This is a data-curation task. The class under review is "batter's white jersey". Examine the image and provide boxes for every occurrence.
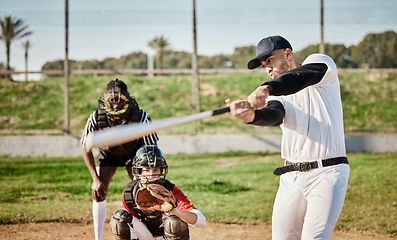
[268,54,346,162]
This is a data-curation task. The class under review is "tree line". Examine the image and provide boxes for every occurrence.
[42,31,396,71]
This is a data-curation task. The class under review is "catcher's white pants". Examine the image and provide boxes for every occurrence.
[128,216,157,240]
[272,164,350,240]
[128,216,191,240]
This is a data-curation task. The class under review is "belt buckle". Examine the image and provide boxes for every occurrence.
[299,162,312,172]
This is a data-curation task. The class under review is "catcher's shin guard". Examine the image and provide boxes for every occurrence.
[163,214,189,240]
[109,209,132,240]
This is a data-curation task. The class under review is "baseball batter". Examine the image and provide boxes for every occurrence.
[226,35,350,240]
[81,79,159,240]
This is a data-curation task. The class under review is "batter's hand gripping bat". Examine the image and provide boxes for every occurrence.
[85,107,230,152]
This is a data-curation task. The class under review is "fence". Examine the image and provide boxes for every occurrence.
[1,2,396,72]
[2,68,397,81]
[1,2,396,136]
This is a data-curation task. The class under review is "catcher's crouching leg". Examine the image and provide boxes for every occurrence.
[109,209,132,240]
[163,214,189,240]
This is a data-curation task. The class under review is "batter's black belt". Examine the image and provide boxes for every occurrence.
[273,157,349,176]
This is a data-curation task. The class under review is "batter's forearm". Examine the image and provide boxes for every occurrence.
[249,100,285,126]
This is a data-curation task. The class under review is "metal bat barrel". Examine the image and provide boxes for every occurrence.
[85,107,230,151]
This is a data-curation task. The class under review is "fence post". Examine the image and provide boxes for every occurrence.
[320,0,325,54]
[191,0,200,134]
[63,0,70,135]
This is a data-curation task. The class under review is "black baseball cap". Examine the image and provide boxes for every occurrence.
[247,35,293,70]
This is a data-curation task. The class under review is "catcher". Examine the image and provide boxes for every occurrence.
[110,145,206,240]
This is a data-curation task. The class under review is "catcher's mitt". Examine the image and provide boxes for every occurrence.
[136,184,177,212]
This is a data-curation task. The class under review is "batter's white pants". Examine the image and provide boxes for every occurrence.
[272,164,350,240]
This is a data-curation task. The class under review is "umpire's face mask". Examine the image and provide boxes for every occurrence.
[102,88,130,118]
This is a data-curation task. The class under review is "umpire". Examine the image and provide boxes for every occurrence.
[81,79,159,240]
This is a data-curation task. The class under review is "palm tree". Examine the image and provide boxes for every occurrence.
[0,15,32,81]
[148,35,170,72]
[21,39,32,81]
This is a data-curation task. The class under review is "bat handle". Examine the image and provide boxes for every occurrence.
[212,107,230,116]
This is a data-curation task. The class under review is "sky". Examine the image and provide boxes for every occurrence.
[0,0,396,72]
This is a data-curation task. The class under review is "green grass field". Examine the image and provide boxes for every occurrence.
[0,152,395,237]
[1,70,396,133]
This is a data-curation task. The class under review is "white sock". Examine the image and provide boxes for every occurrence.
[93,200,106,240]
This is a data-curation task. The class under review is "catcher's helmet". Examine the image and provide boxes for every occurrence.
[132,145,168,182]
[99,79,138,119]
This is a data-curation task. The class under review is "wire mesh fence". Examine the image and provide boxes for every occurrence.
[0,1,396,135]
[1,1,396,74]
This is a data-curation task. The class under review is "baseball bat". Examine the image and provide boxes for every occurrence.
[85,106,230,151]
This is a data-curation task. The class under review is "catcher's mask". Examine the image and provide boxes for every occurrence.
[132,145,168,183]
[99,79,137,119]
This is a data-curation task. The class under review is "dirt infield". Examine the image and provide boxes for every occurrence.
[0,221,391,240]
